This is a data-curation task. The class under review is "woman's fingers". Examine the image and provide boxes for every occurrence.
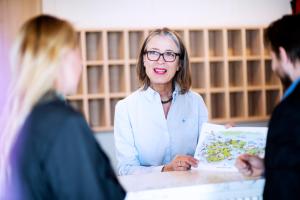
[186,156,199,167]
[176,166,190,171]
[174,155,199,170]
[164,155,200,172]
[225,122,235,128]
[174,160,190,170]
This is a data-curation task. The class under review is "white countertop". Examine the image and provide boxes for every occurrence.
[118,169,265,200]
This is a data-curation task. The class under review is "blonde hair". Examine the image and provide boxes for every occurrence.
[0,15,77,190]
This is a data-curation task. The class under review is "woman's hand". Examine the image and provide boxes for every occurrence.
[162,155,199,172]
[235,154,265,177]
[225,122,235,129]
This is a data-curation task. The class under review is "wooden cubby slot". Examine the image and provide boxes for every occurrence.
[208,30,223,58]
[189,30,204,58]
[130,64,140,92]
[210,61,225,88]
[110,98,123,126]
[265,59,280,86]
[107,31,124,60]
[210,93,226,119]
[191,62,205,89]
[266,90,280,115]
[228,61,243,87]
[129,31,144,60]
[86,32,103,61]
[109,65,126,93]
[68,100,84,114]
[247,60,262,86]
[246,29,261,57]
[247,91,263,117]
[263,29,271,57]
[87,65,105,94]
[88,99,106,127]
[227,29,242,57]
[229,92,245,118]
[174,29,184,40]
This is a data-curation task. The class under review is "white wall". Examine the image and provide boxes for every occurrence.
[43,0,291,29]
[42,0,291,171]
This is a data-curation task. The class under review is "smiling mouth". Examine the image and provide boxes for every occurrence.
[154,68,167,74]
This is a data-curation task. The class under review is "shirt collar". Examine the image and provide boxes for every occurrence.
[142,83,181,102]
[282,78,300,100]
[143,86,157,101]
[172,83,181,100]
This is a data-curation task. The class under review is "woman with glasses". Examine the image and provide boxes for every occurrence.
[114,28,208,175]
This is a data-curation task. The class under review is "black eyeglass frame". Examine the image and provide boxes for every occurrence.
[144,50,181,62]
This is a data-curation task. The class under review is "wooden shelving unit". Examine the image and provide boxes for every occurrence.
[67,27,282,132]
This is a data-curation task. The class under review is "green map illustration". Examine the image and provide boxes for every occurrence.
[194,123,267,170]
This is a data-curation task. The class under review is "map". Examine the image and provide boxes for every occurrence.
[194,123,268,171]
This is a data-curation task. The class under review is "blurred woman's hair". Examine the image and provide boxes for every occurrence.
[0,15,77,190]
[136,28,191,94]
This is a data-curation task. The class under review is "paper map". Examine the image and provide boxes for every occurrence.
[194,123,268,171]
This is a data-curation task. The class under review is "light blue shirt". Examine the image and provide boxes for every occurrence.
[282,78,300,100]
[114,85,208,175]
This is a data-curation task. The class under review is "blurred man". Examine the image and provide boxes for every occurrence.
[235,14,300,199]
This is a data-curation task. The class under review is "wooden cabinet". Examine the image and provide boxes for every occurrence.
[67,27,282,132]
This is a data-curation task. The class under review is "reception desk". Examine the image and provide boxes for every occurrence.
[118,170,264,200]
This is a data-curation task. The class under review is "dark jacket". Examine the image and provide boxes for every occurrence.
[264,82,300,199]
[10,92,125,200]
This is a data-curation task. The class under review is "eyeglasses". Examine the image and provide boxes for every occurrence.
[144,50,180,62]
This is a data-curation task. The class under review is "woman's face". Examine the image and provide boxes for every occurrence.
[143,34,180,88]
[57,48,82,95]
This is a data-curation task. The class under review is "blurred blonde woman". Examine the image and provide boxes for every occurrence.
[0,15,125,199]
